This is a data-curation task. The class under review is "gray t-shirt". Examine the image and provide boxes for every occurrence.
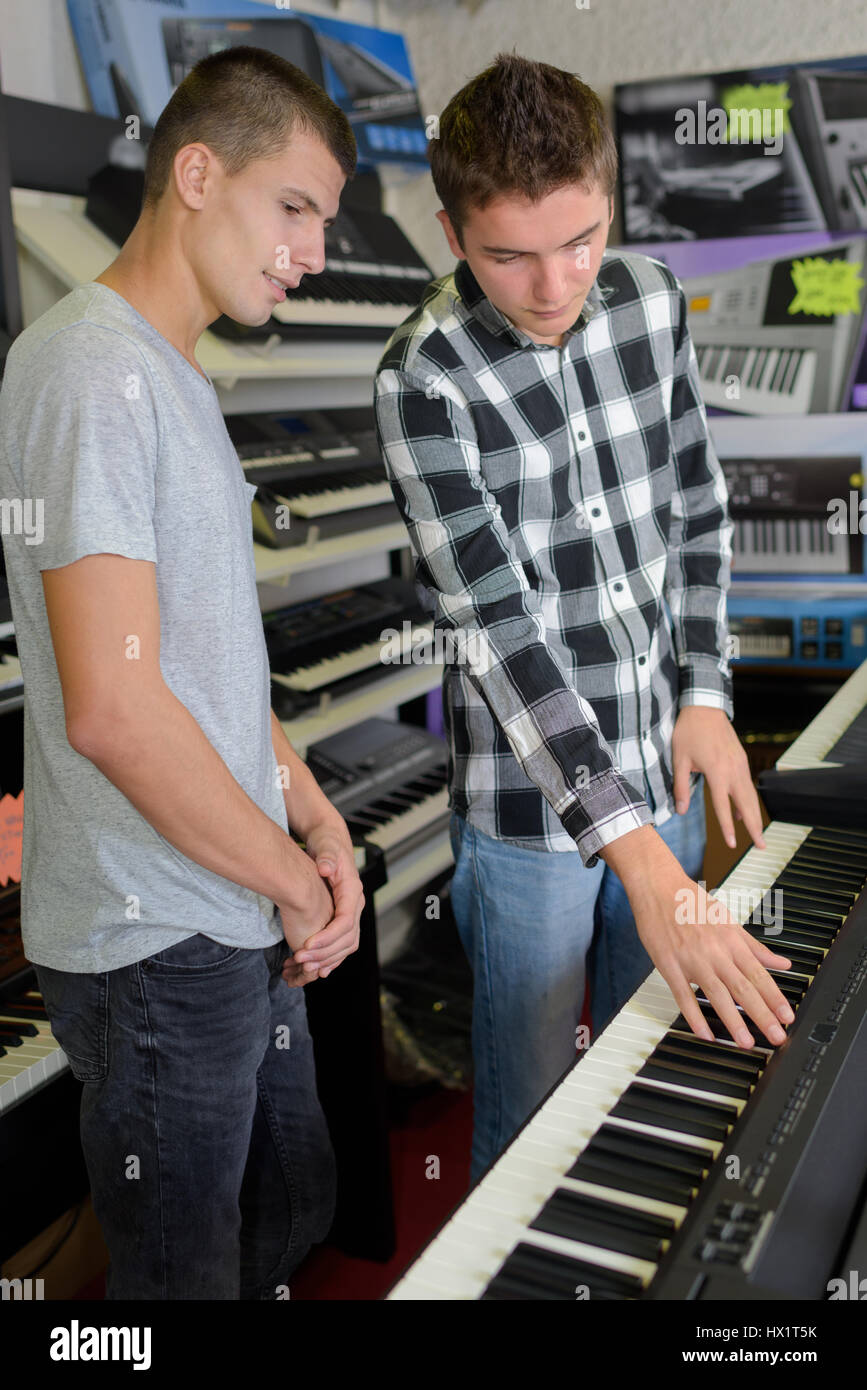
[0,281,286,971]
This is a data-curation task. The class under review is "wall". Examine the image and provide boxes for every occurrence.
[376,0,867,271]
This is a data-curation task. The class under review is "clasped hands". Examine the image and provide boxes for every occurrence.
[275,822,365,988]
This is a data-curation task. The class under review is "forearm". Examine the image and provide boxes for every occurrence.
[596,822,684,895]
[73,687,322,911]
[270,709,353,848]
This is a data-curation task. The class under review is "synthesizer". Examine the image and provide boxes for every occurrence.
[306,717,448,859]
[776,651,867,769]
[683,235,867,414]
[792,68,867,232]
[227,414,400,549]
[262,577,434,697]
[386,818,867,1299]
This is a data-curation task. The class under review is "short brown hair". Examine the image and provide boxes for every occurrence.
[142,45,357,210]
[428,52,617,243]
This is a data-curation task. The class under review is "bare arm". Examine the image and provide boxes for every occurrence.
[43,552,331,939]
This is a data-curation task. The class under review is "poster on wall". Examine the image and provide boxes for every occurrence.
[66,0,429,172]
[615,55,867,243]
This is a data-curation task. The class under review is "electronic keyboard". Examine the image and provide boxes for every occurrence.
[722,451,863,578]
[684,236,867,414]
[777,653,867,769]
[262,577,433,695]
[386,818,867,1299]
[306,717,448,858]
[0,888,67,1117]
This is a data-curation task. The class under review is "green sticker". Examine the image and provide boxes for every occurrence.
[720,82,791,142]
[788,256,865,317]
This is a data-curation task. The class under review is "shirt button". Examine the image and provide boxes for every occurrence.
[591,507,601,517]
[613,581,623,592]
[637,655,646,665]
[578,431,586,441]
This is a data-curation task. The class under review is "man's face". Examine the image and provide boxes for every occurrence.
[184,127,346,327]
[436,183,615,346]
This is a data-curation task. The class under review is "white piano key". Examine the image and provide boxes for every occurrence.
[778,659,867,769]
[281,482,394,518]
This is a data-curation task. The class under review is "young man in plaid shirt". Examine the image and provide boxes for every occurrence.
[374,53,793,1182]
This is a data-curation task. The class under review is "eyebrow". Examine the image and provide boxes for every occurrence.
[480,221,602,255]
[278,185,338,227]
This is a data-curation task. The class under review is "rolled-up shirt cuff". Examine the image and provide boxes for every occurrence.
[559,768,654,868]
[678,658,733,720]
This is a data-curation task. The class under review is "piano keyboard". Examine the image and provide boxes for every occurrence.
[307,718,449,859]
[263,578,434,695]
[0,988,68,1117]
[684,237,867,416]
[777,655,867,769]
[732,516,849,573]
[272,622,435,693]
[387,816,867,1298]
[274,475,393,519]
[695,344,816,416]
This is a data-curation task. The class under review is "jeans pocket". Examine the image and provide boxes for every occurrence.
[34,964,109,1083]
[144,933,245,976]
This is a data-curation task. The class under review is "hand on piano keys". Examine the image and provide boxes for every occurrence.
[599,825,795,1050]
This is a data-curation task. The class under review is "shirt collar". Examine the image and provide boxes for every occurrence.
[453,255,619,350]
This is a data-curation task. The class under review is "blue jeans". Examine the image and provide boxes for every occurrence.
[34,932,336,1299]
[448,784,706,1184]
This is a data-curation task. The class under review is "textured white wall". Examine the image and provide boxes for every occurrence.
[377,0,867,271]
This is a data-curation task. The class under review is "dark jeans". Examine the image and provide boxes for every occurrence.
[35,932,336,1300]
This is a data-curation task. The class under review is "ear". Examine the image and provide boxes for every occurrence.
[436,209,465,260]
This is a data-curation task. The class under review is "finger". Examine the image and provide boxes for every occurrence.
[715,961,788,1045]
[296,911,358,959]
[732,942,795,1023]
[699,974,756,1049]
[731,778,766,849]
[304,928,361,971]
[655,958,715,1042]
[672,756,693,814]
[321,901,364,978]
[743,933,792,973]
[707,775,737,849]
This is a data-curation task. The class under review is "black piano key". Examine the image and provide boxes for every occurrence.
[567,1152,696,1206]
[0,1018,39,1037]
[772,875,855,909]
[738,936,822,973]
[613,1084,736,1141]
[758,890,842,923]
[656,1036,764,1075]
[639,1055,753,1100]
[529,1188,674,1262]
[481,1242,643,1300]
[591,1125,710,1179]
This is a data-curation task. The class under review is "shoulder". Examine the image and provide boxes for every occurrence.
[5,285,153,381]
[599,246,682,297]
[375,269,468,384]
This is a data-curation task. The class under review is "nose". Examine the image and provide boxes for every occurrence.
[293,226,327,277]
[531,258,568,306]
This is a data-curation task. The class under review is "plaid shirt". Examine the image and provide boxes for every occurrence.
[373,249,733,865]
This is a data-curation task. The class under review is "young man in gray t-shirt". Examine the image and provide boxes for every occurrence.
[0,48,362,1299]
